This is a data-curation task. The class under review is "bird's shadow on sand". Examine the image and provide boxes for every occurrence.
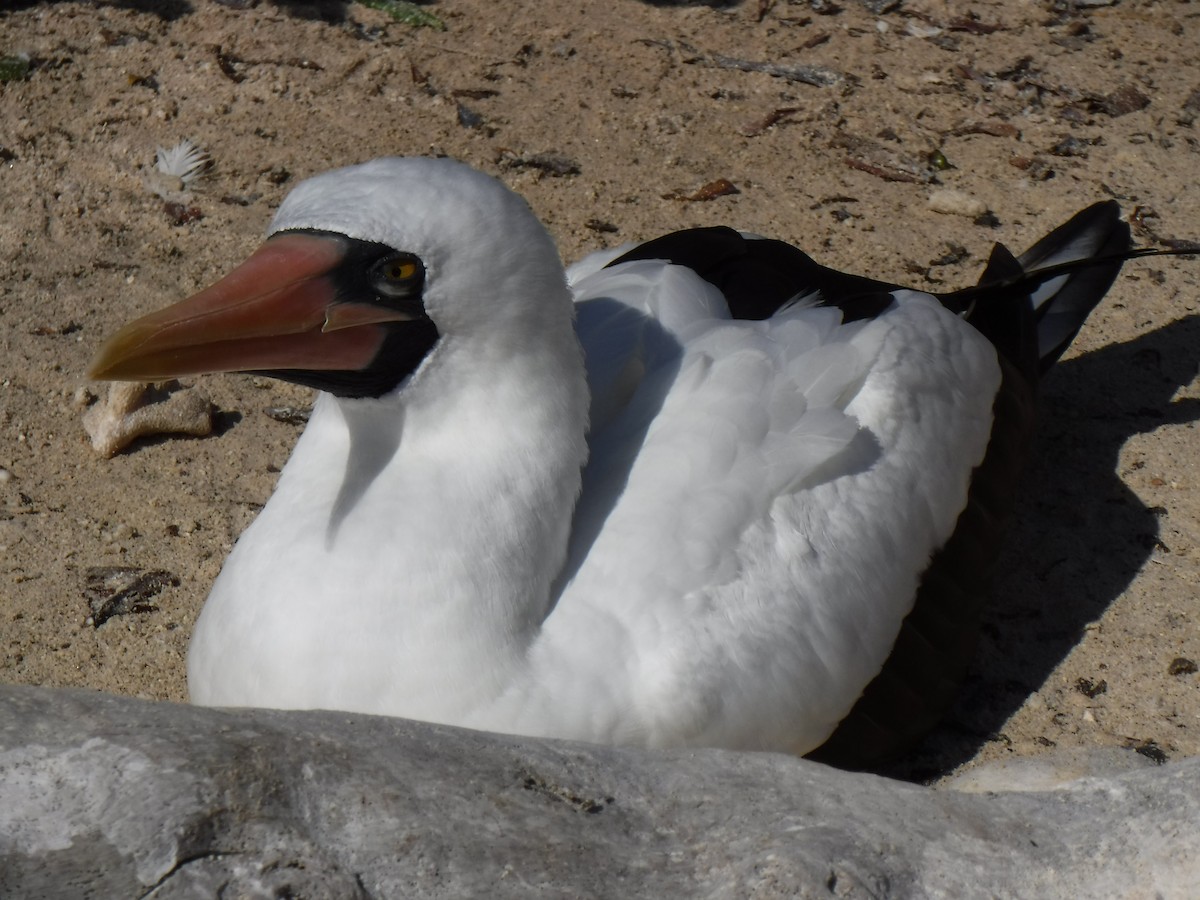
[879,313,1200,783]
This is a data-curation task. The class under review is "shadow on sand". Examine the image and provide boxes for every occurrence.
[880,313,1200,782]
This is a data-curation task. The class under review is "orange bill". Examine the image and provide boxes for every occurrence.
[89,233,414,381]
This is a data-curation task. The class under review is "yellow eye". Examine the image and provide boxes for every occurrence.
[383,260,417,281]
[370,253,424,298]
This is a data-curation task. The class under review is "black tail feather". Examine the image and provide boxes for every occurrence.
[962,242,1041,380]
[605,206,1196,385]
[1018,201,1130,372]
[943,201,1195,378]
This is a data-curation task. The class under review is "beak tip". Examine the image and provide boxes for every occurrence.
[86,358,109,382]
[87,340,126,382]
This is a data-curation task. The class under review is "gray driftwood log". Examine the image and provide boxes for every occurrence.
[0,684,1196,898]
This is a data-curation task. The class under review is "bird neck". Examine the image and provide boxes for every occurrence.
[245,316,590,720]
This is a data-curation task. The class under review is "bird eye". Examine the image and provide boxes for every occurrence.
[383,259,417,280]
[370,254,423,298]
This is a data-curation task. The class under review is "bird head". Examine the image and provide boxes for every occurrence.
[89,157,569,399]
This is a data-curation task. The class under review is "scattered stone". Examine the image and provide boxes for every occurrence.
[584,218,619,234]
[1050,135,1101,158]
[906,21,943,39]
[456,103,484,129]
[1051,20,1096,51]
[1086,84,1151,118]
[1009,155,1055,180]
[1131,739,1169,765]
[929,243,970,267]
[928,188,988,219]
[265,405,311,426]
[1169,657,1198,676]
[71,386,96,411]
[1180,89,1200,126]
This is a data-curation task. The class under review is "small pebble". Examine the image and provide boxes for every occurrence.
[928,189,988,219]
[72,386,96,411]
[100,522,137,544]
[1168,657,1198,676]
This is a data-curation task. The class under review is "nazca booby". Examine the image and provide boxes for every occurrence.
[90,157,1174,766]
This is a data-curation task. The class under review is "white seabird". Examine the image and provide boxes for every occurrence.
[90,157,1164,766]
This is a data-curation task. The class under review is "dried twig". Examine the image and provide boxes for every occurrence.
[739,107,800,137]
[663,178,740,202]
[641,39,850,89]
[833,132,936,184]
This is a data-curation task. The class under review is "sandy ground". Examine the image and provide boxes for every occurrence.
[1,0,1198,782]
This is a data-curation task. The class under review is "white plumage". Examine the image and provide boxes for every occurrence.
[90,157,1138,761]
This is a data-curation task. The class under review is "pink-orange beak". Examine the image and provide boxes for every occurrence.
[89,233,415,382]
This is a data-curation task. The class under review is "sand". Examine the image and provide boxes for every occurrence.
[1,0,1197,780]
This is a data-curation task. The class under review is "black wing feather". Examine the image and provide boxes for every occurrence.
[606,225,894,323]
